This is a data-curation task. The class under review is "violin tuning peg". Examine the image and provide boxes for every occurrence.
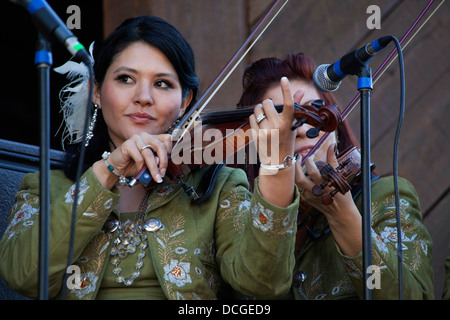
[290,118,307,131]
[306,127,320,138]
[311,99,325,107]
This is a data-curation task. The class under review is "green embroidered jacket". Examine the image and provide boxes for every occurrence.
[289,177,434,300]
[259,176,434,300]
[0,166,299,300]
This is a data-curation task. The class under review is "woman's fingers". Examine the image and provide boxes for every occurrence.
[109,133,172,184]
[326,143,339,169]
[279,77,295,123]
[136,134,172,183]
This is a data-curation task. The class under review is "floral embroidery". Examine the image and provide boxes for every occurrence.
[420,241,428,255]
[4,195,39,240]
[104,198,113,210]
[163,259,192,287]
[372,227,389,254]
[220,199,230,208]
[154,213,189,298]
[175,247,188,254]
[216,187,249,233]
[238,199,251,211]
[65,177,89,205]
[251,202,274,232]
[10,203,37,227]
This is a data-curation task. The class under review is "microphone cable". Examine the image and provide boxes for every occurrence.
[388,35,405,300]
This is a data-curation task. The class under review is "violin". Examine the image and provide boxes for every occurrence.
[129,100,342,193]
[311,146,375,204]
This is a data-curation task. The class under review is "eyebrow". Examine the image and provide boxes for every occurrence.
[113,66,138,74]
[113,66,177,80]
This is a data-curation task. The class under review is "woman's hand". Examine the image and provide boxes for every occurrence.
[249,77,296,168]
[295,144,356,216]
[93,133,172,189]
[250,77,296,207]
[295,144,363,257]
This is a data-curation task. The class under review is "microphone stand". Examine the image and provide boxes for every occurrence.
[35,30,52,300]
[357,66,373,300]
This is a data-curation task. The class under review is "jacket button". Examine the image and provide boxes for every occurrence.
[144,218,162,232]
[292,271,306,287]
[103,219,120,233]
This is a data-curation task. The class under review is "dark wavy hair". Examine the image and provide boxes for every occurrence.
[63,16,199,180]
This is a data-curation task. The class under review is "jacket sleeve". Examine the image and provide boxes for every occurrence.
[338,177,434,299]
[213,168,299,297]
[0,168,119,299]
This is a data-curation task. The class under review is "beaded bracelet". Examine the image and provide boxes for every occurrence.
[260,154,297,171]
[102,151,128,185]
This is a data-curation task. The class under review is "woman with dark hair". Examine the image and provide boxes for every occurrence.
[235,52,434,299]
[0,16,300,300]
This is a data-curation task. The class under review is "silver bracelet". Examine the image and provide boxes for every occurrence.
[102,151,128,185]
[260,154,297,171]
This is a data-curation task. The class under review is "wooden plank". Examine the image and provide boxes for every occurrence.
[150,0,247,111]
[103,0,153,36]
[358,1,450,212]
[369,70,450,212]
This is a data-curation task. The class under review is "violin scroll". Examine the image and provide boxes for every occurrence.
[291,99,342,138]
[311,146,363,204]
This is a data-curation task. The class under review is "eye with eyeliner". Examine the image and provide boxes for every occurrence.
[115,74,135,84]
[155,79,174,89]
[114,74,175,90]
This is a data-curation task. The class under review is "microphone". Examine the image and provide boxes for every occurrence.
[313,36,392,92]
[10,0,92,64]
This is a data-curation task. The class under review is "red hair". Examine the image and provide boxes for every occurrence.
[237,52,359,154]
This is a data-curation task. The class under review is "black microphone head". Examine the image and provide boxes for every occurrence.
[313,64,341,92]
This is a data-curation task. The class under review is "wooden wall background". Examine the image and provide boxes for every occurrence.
[102,0,449,299]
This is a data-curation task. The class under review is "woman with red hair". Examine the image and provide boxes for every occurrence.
[234,52,434,300]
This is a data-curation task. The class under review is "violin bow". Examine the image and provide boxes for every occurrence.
[302,0,445,165]
[172,0,290,150]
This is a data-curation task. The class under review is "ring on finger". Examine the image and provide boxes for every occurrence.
[256,113,267,124]
[140,144,153,152]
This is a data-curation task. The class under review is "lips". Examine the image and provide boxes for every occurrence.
[127,112,155,124]
[296,144,315,158]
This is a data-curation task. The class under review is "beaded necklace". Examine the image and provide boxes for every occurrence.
[109,190,151,286]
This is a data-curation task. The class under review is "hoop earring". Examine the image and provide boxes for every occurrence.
[85,104,98,146]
